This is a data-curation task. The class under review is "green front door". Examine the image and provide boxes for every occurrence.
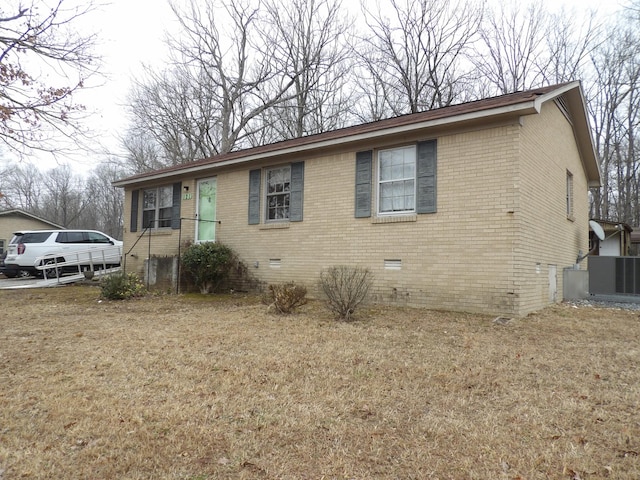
[197,177,217,242]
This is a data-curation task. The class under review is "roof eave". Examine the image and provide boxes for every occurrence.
[113,101,538,188]
[564,83,602,187]
[0,209,64,229]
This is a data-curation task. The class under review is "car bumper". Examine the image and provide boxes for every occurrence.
[2,264,37,274]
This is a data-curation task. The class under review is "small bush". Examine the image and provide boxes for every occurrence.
[181,242,236,294]
[319,265,373,321]
[266,282,308,314]
[100,272,146,300]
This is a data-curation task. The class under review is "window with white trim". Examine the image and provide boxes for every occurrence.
[566,170,574,219]
[143,185,173,228]
[378,145,416,214]
[266,166,291,221]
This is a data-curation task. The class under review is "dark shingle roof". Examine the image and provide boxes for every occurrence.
[114,83,572,186]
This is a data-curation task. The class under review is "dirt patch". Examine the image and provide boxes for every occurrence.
[0,285,639,479]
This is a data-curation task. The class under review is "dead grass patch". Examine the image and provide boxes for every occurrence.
[0,285,639,479]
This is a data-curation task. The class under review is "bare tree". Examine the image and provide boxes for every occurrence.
[350,68,390,123]
[542,8,600,85]
[0,0,99,155]
[624,0,640,18]
[356,0,482,118]
[121,128,164,175]
[37,164,87,227]
[126,66,220,168]
[167,0,304,154]
[256,0,355,140]
[0,162,42,211]
[82,162,125,238]
[0,157,124,235]
[588,7,640,226]
[474,1,600,96]
[473,0,549,95]
[124,0,318,166]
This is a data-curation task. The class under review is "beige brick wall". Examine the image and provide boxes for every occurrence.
[122,185,188,273]
[516,101,591,315]
[122,105,591,316]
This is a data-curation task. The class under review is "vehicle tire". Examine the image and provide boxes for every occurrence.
[42,259,62,279]
[17,270,31,278]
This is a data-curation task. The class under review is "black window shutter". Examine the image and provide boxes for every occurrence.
[416,140,437,214]
[130,189,139,232]
[171,182,182,229]
[289,162,304,222]
[355,151,372,218]
[248,169,261,225]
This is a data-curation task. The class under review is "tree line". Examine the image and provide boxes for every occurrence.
[0,0,639,237]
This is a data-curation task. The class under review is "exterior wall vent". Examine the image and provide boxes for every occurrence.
[384,259,402,270]
[554,95,572,124]
[269,259,282,268]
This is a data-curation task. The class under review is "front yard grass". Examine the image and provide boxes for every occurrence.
[0,285,638,479]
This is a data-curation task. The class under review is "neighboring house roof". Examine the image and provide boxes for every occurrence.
[113,81,601,188]
[0,209,64,229]
[590,219,633,234]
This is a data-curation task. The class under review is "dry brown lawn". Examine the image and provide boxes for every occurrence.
[0,284,639,479]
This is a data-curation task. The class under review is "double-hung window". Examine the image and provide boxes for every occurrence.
[378,145,416,214]
[566,170,574,219]
[143,185,173,228]
[266,166,291,221]
[355,140,436,219]
[249,162,304,224]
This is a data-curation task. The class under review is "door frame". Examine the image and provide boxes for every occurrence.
[195,177,217,243]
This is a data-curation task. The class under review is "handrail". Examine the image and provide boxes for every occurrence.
[126,226,152,256]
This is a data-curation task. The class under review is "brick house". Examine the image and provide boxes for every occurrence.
[114,81,600,316]
[0,209,63,256]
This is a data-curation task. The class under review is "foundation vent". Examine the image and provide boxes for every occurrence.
[384,259,402,270]
[269,259,281,268]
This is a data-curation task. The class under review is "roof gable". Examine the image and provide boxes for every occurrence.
[0,209,64,229]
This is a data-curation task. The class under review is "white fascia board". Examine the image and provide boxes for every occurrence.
[555,81,601,186]
[113,101,539,188]
[532,81,580,112]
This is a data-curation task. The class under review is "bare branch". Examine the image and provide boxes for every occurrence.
[357,0,483,117]
[0,0,100,155]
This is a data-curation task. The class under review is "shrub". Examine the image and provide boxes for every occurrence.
[266,282,308,314]
[181,242,236,294]
[319,265,373,321]
[100,272,146,300]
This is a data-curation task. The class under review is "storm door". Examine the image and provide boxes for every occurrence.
[196,177,217,242]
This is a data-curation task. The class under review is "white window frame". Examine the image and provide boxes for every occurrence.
[377,145,417,215]
[142,185,173,229]
[265,165,291,222]
[566,170,574,220]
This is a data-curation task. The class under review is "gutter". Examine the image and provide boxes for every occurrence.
[112,102,540,188]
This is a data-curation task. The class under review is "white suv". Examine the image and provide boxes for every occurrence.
[3,230,123,278]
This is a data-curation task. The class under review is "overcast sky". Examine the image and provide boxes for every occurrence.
[31,0,627,175]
